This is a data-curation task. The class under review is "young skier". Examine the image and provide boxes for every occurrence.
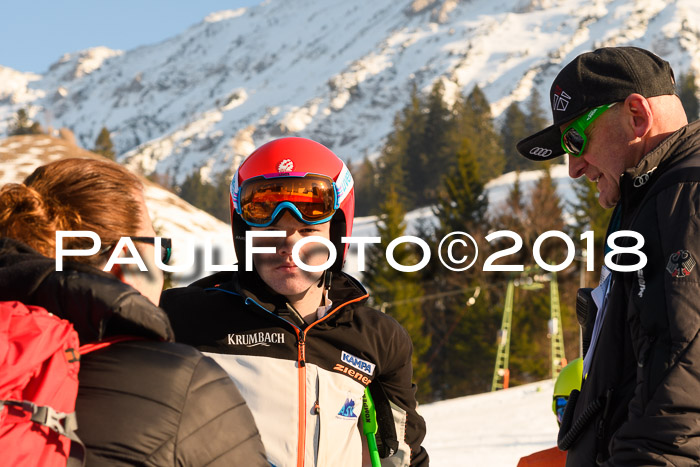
[161,137,429,466]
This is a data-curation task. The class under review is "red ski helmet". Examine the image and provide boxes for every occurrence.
[230,137,355,272]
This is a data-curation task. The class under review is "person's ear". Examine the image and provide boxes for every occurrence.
[624,93,653,139]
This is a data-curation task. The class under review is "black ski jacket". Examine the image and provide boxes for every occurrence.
[562,120,700,466]
[161,270,429,467]
[0,238,267,466]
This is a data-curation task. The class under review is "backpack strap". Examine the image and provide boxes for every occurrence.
[0,399,86,467]
[79,335,147,355]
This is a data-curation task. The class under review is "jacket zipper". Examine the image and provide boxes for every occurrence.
[244,293,369,467]
[297,328,307,467]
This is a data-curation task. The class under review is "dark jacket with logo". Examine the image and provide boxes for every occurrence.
[161,270,429,467]
[562,120,700,465]
[0,238,267,466]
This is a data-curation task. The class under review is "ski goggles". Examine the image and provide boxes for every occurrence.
[554,395,568,425]
[560,103,616,157]
[99,236,172,265]
[234,173,339,227]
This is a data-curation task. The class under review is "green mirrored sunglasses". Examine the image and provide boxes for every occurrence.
[561,103,617,157]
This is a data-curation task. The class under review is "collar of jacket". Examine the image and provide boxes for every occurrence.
[209,270,370,327]
[0,237,174,344]
[620,120,700,210]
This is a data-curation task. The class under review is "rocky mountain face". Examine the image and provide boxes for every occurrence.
[1,0,698,183]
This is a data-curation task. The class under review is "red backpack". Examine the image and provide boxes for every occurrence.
[0,301,85,467]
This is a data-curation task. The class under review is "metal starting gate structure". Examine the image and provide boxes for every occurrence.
[491,269,567,392]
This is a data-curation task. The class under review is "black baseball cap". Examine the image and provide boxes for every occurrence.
[516,47,676,161]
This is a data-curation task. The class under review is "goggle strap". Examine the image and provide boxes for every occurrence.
[335,161,353,206]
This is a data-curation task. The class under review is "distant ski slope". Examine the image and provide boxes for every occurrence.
[421,379,560,466]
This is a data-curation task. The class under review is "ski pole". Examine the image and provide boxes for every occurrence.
[362,386,381,467]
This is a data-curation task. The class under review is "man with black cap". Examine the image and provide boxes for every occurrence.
[517,47,700,465]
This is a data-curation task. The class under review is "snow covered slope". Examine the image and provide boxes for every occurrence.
[1,0,699,184]
[421,379,560,466]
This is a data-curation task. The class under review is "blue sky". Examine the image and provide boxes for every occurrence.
[1,1,261,73]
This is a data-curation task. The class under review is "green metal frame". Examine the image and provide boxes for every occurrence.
[549,271,566,381]
[491,280,514,391]
[491,269,567,391]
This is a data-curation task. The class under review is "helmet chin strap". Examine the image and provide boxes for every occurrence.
[318,270,332,306]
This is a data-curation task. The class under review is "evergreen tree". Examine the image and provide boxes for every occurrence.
[498,174,527,230]
[364,187,430,396]
[377,84,424,209]
[490,174,532,267]
[508,284,552,384]
[93,126,116,160]
[8,108,43,136]
[502,167,575,386]
[210,169,236,222]
[434,139,487,233]
[570,176,613,286]
[455,86,505,182]
[679,71,699,123]
[501,102,533,173]
[178,168,232,222]
[525,166,565,263]
[435,286,500,397]
[424,140,498,397]
[349,157,378,217]
[524,88,549,139]
[415,80,455,206]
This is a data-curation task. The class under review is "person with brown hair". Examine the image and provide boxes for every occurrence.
[0,157,267,466]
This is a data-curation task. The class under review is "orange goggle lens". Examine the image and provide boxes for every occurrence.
[238,174,337,226]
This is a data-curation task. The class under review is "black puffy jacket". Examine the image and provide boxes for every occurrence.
[0,238,267,466]
[562,120,700,465]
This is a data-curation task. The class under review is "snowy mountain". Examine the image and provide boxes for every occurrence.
[2,0,699,184]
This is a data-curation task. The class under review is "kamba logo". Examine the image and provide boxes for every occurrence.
[227,332,285,347]
[341,351,376,376]
[337,397,358,419]
[278,159,294,173]
[552,86,571,112]
[529,147,552,158]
